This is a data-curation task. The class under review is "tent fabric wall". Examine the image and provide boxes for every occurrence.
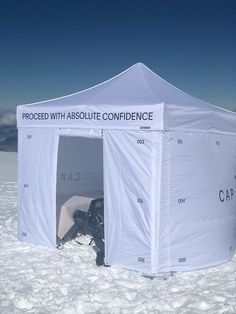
[17,127,58,247]
[104,130,162,273]
[158,131,236,272]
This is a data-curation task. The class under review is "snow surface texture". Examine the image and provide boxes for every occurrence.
[0,153,236,313]
[0,152,17,181]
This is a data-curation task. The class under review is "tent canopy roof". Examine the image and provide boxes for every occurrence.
[18,63,224,110]
[17,63,236,134]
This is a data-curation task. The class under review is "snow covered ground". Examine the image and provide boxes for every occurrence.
[0,152,17,182]
[0,152,236,313]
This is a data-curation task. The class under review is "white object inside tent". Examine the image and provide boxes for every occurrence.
[58,195,93,240]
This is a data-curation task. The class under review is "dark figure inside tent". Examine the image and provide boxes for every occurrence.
[73,198,105,266]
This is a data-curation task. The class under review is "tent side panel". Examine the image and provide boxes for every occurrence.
[104,130,161,273]
[158,132,236,271]
[17,127,59,247]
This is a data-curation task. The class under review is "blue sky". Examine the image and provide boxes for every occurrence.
[0,0,235,113]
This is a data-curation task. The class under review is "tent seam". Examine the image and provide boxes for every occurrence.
[139,63,162,104]
[155,131,163,273]
[17,125,236,136]
[141,64,236,115]
[54,132,60,247]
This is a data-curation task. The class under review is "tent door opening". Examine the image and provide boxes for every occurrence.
[56,134,104,243]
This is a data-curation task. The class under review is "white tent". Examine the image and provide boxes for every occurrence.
[17,63,236,273]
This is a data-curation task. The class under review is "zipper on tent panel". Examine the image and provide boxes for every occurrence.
[35,132,42,240]
[53,131,60,247]
[153,131,164,273]
[150,131,162,273]
[160,102,165,132]
[165,132,172,271]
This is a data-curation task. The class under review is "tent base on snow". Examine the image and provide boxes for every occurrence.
[17,63,236,273]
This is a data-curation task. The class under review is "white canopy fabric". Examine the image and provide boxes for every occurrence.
[17,63,236,273]
[17,63,236,134]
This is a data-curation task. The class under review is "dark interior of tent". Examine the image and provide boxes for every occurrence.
[56,135,104,251]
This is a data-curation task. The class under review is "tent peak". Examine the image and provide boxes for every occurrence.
[129,62,152,71]
[133,62,146,67]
